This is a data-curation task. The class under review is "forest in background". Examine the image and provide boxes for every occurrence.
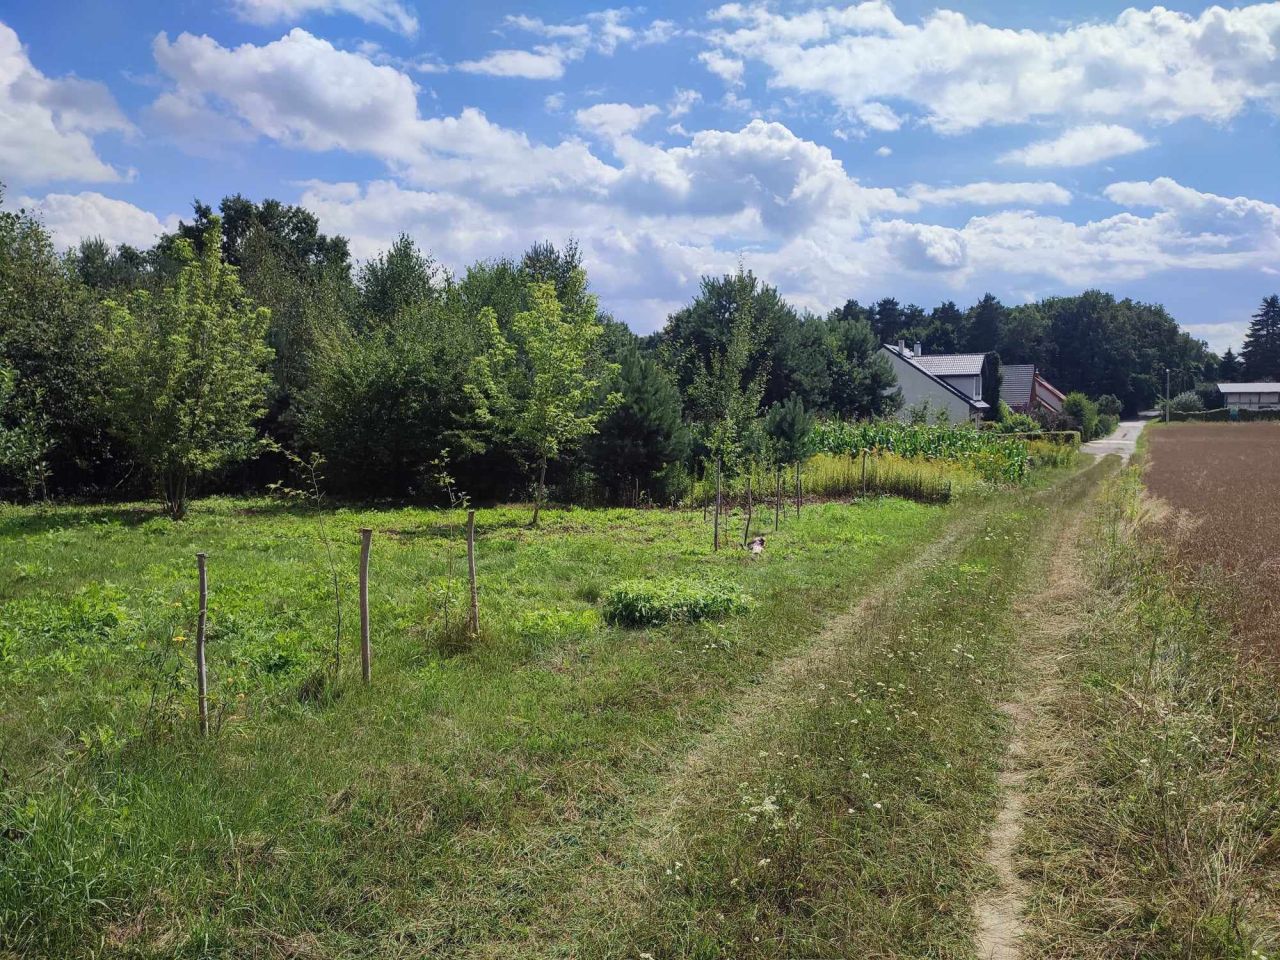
[3,188,1275,513]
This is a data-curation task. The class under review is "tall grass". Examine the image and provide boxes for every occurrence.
[687,451,993,509]
[804,452,957,503]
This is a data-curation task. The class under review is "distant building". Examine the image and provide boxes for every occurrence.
[879,341,990,423]
[1002,364,1066,414]
[1217,383,1280,411]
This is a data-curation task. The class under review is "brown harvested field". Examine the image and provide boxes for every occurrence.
[1146,422,1280,656]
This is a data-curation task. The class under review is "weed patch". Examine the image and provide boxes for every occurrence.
[601,578,752,627]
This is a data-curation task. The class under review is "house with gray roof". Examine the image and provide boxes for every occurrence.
[879,341,993,423]
[1002,364,1066,414]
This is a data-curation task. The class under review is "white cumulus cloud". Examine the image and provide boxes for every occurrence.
[15,191,179,249]
[456,48,569,80]
[0,22,133,186]
[703,2,1280,133]
[1000,124,1152,167]
[909,181,1072,206]
[456,8,678,80]
[575,102,661,139]
[138,27,1280,332]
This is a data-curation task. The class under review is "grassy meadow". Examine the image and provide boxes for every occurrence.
[0,451,1116,958]
[2,490,952,957]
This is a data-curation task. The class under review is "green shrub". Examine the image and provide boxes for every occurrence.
[601,578,752,627]
[1062,392,1101,440]
[1168,390,1204,414]
[993,408,1040,434]
[1096,393,1122,417]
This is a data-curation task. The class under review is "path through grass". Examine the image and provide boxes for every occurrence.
[546,460,1112,958]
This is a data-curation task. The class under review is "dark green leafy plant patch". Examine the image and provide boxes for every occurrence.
[601,578,752,627]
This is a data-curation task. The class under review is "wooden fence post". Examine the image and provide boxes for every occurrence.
[195,553,209,737]
[774,466,781,532]
[795,461,802,516]
[713,457,722,552]
[742,474,753,547]
[359,528,372,684]
[466,510,480,636]
[860,449,868,497]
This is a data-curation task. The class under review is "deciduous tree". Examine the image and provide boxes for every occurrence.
[99,219,273,518]
[475,275,618,525]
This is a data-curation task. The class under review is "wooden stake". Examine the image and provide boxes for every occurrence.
[359,528,372,684]
[742,474,753,547]
[774,465,781,532]
[466,510,480,636]
[860,448,868,497]
[195,553,209,736]
[795,461,802,515]
[713,457,722,552]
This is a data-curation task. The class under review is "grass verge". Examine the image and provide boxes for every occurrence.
[1023,464,1280,958]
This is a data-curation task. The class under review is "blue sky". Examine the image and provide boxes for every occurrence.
[2,1,1278,352]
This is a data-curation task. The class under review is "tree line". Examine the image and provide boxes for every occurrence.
[1,187,1261,514]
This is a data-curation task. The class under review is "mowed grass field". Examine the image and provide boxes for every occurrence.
[0,466,1094,958]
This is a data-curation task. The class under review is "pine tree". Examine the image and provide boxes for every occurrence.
[589,346,689,500]
[1241,295,1280,381]
[1218,347,1243,381]
[764,393,814,465]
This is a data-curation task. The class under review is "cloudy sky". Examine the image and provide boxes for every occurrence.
[2,1,1279,351]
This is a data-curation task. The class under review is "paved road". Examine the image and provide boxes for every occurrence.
[1080,419,1145,463]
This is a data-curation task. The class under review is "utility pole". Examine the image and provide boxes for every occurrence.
[1165,367,1170,423]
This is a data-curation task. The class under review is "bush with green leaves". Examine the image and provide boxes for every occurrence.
[994,401,1040,435]
[1062,392,1101,441]
[1168,390,1204,414]
[1096,393,1122,417]
[601,578,752,627]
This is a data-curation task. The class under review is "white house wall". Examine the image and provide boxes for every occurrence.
[883,351,977,422]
